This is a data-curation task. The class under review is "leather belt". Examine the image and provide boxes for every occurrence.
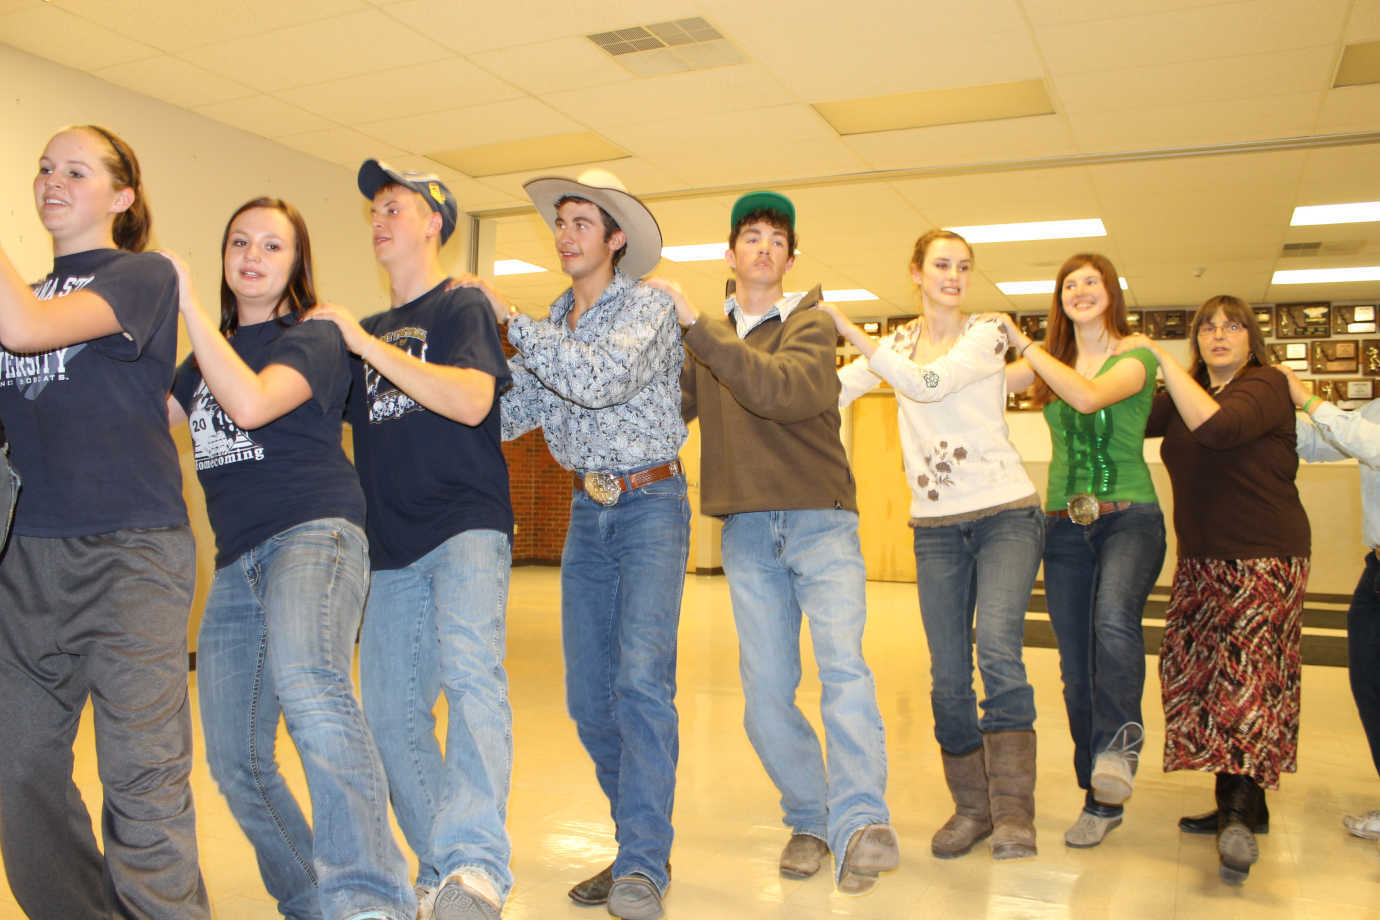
[574,460,682,507]
[1047,500,1134,523]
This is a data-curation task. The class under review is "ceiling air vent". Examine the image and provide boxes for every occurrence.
[587,18,742,75]
[1281,240,1366,258]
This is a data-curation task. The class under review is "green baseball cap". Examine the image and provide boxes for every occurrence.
[730,191,795,233]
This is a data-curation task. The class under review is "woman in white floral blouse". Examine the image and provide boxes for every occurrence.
[828,229,1044,862]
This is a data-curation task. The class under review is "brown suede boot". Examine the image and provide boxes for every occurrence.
[932,747,993,858]
[983,730,1037,860]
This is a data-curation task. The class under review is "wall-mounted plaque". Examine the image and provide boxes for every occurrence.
[1296,377,1316,396]
[886,314,918,333]
[1251,305,1274,337]
[1018,314,1047,342]
[1334,304,1378,335]
[1311,339,1359,374]
[1363,340,1380,377]
[860,321,881,335]
[1346,379,1376,401]
[1126,311,1144,334]
[1276,302,1331,339]
[1317,379,1343,403]
[1269,342,1310,370]
[1145,309,1187,339]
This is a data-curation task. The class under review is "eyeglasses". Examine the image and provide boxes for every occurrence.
[1198,321,1246,336]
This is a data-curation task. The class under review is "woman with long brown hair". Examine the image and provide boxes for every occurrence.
[1000,253,1166,849]
[1117,295,1309,884]
[830,228,1045,861]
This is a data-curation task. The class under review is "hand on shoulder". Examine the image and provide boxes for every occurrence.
[1113,334,1155,356]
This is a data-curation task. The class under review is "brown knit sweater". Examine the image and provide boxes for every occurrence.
[681,292,857,517]
[1148,364,1310,560]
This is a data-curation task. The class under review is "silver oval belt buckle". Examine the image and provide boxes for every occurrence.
[584,472,622,506]
[1066,492,1100,526]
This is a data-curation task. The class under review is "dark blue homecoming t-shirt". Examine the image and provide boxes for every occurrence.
[172,317,364,568]
[0,248,185,536]
[347,281,513,570]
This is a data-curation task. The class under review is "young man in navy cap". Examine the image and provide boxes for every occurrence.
[463,169,687,920]
[648,191,899,895]
[308,160,514,920]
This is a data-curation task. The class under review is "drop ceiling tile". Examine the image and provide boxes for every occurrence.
[603,104,835,159]
[843,114,1076,171]
[469,36,632,95]
[1054,46,1334,113]
[1317,85,1380,132]
[95,56,255,109]
[473,158,689,205]
[1067,92,1323,151]
[1295,146,1380,203]
[278,58,524,124]
[890,168,1101,229]
[1346,0,1380,41]
[1022,0,1251,26]
[274,126,407,168]
[1,4,159,71]
[1036,0,1349,76]
[544,63,793,129]
[195,94,334,139]
[359,97,584,157]
[51,0,368,53]
[381,0,696,54]
[188,8,452,93]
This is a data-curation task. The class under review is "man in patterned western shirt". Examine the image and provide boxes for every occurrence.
[466,170,687,920]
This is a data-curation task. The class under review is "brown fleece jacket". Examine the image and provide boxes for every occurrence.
[681,289,857,516]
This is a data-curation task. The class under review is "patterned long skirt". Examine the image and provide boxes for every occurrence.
[1159,555,1309,789]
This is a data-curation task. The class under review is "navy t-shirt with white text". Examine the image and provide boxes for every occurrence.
[172,317,364,568]
[0,248,185,536]
[347,281,513,570]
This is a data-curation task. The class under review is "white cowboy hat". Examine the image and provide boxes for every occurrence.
[523,169,663,279]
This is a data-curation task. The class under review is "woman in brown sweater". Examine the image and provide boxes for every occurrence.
[1116,294,1309,886]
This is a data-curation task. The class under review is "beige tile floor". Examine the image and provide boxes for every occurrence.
[2,568,1378,919]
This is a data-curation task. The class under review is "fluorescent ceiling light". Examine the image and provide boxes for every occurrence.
[945,218,1107,244]
[998,278,1128,296]
[823,289,878,302]
[1290,201,1380,226]
[493,259,546,276]
[788,289,878,302]
[661,243,727,262]
[1272,266,1380,284]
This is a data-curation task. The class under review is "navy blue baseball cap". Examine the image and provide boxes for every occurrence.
[358,159,458,245]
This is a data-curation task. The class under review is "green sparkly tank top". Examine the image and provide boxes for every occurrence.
[1042,348,1159,511]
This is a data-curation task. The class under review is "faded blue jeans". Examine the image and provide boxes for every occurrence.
[1043,503,1166,816]
[562,472,689,896]
[911,503,1045,756]
[197,518,413,920]
[721,509,890,879]
[359,529,514,902]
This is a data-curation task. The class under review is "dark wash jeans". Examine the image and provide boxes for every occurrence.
[1044,502,1166,817]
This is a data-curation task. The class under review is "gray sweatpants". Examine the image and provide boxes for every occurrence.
[0,526,209,919]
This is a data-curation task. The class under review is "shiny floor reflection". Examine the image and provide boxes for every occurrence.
[4,568,1378,918]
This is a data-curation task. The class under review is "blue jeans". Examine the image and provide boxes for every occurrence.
[359,530,514,902]
[197,518,413,920]
[721,509,889,878]
[562,472,689,895]
[1043,503,1166,816]
[911,504,1044,756]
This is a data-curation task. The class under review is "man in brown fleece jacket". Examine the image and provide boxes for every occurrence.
[647,191,898,896]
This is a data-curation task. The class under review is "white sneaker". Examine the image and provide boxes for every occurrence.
[1064,810,1123,848]
[1343,809,1380,839]
[415,885,437,920]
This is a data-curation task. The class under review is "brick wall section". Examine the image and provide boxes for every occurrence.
[499,325,570,564]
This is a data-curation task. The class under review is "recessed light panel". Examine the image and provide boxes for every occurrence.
[1272,267,1380,284]
[1291,201,1380,226]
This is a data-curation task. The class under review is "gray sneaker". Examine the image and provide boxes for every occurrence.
[1064,810,1123,848]
[432,878,500,920]
[607,874,663,920]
